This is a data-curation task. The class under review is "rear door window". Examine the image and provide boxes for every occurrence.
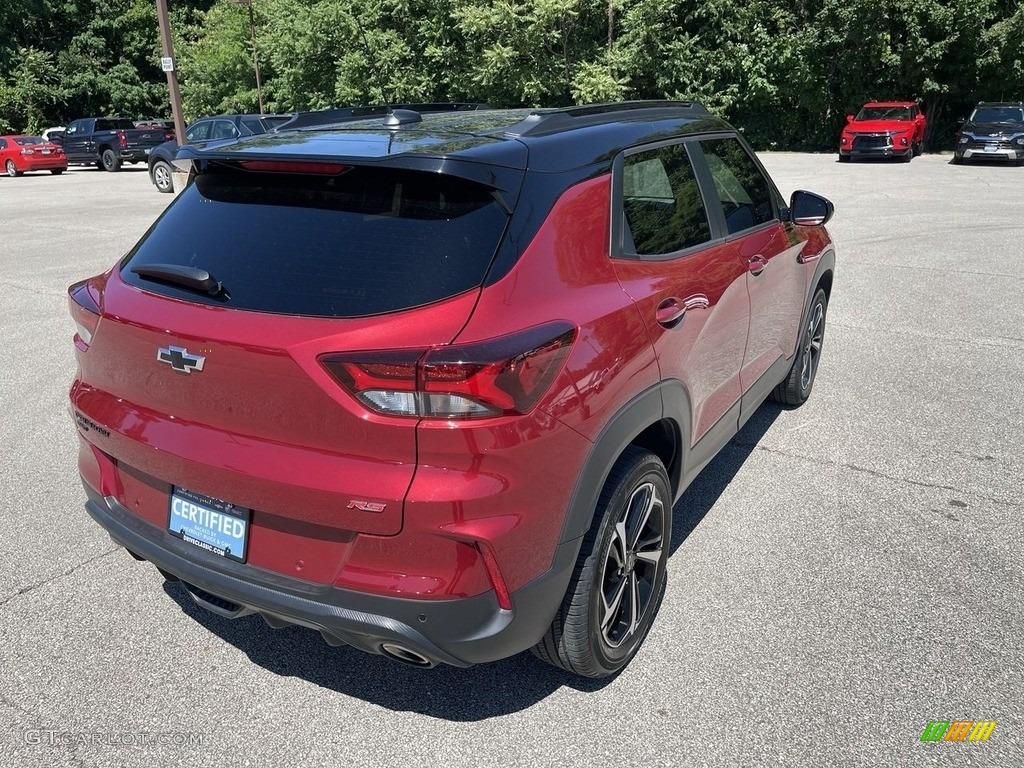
[620,143,712,257]
[120,164,510,318]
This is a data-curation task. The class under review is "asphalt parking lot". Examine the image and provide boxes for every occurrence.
[1,154,1021,767]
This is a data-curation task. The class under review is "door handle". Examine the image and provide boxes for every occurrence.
[656,298,686,328]
[748,255,768,276]
[683,294,709,311]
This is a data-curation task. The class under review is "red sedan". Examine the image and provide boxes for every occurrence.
[0,134,68,176]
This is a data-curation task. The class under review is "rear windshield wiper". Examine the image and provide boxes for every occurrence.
[131,263,229,298]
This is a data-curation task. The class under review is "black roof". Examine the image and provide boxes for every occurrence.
[176,101,734,175]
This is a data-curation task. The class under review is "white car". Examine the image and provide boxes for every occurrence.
[41,126,65,142]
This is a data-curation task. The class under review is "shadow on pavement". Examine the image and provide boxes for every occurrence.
[669,402,781,555]
[159,402,783,719]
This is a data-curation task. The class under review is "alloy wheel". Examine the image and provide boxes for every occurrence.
[800,302,824,391]
[598,481,664,649]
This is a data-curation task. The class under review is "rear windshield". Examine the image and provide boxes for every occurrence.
[96,119,138,131]
[120,164,508,318]
[15,136,44,145]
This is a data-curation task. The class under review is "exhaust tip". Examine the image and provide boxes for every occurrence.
[380,643,433,667]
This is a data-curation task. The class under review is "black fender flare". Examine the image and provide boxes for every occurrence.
[557,380,692,545]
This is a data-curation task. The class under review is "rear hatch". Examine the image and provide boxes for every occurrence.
[73,159,516,551]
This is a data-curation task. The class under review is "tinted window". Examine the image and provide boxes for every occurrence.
[621,143,711,256]
[15,136,43,145]
[65,122,78,135]
[970,106,1024,124]
[185,121,211,142]
[120,165,508,318]
[700,137,775,235]
[240,118,263,135]
[211,120,239,140]
[0,139,6,149]
[95,119,136,131]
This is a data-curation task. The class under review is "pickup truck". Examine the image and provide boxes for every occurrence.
[57,117,174,172]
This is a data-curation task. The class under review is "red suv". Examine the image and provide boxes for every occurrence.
[69,102,835,677]
[839,101,926,162]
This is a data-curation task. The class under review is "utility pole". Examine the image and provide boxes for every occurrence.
[155,0,187,141]
[231,0,264,114]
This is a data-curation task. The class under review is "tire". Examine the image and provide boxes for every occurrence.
[838,153,850,163]
[532,446,671,678]
[900,150,912,163]
[5,159,20,177]
[771,288,828,406]
[913,141,923,157]
[50,169,63,175]
[100,149,121,172]
[951,155,964,166]
[150,160,173,193]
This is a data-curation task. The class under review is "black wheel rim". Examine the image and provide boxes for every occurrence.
[800,302,824,391]
[598,481,664,649]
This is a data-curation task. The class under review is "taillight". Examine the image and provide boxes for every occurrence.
[117,130,127,148]
[321,323,576,419]
[164,130,175,141]
[68,280,101,350]
[20,148,34,155]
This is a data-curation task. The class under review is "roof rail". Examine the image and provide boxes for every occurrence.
[275,103,490,132]
[503,100,711,137]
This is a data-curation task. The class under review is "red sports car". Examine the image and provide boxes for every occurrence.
[0,134,68,176]
[838,102,926,162]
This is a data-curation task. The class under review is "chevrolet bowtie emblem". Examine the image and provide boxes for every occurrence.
[157,345,206,374]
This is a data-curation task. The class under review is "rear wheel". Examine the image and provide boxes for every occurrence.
[838,153,850,163]
[151,160,173,193]
[101,149,120,172]
[533,446,671,678]
[5,159,20,177]
[771,288,827,406]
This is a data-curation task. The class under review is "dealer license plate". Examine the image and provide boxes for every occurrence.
[168,488,250,562]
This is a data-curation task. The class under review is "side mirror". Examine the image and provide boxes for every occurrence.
[846,114,855,123]
[790,190,834,227]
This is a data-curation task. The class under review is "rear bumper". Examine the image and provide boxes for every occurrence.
[20,156,67,171]
[83,481,579,667]
[119,149,153,162]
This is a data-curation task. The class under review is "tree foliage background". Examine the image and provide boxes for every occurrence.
[1,0,1021,150]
